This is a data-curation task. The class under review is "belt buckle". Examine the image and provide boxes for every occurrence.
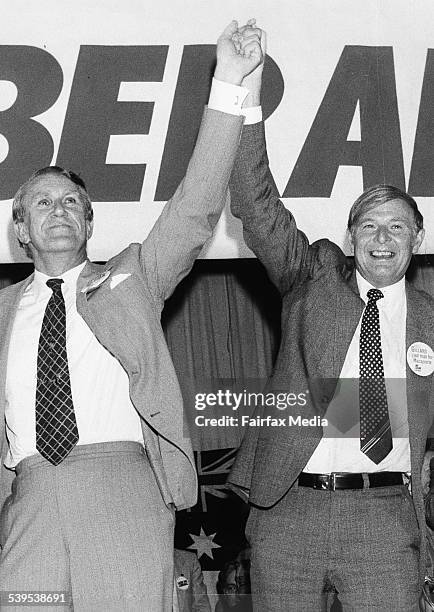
[316,473,336,491]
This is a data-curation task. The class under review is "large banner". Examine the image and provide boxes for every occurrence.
[1,0,434,261]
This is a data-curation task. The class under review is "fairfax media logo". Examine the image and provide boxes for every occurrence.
[194,414,328,427]
[242,415,328,427]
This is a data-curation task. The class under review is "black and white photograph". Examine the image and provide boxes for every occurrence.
[1,1,434,610]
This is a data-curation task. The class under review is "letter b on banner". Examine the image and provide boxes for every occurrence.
[0,46,63,199]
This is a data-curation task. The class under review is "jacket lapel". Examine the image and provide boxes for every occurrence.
[0,276,34,442]
[317,267,364,379]
[405,282,434,463]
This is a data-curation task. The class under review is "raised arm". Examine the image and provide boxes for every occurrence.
[229,24,315,295]
[140,21,264,307]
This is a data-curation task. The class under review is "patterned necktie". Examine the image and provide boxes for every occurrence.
[36,278,79,465]
[359,288,392,464]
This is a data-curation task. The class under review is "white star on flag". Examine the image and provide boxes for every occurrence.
[187,527,221,560]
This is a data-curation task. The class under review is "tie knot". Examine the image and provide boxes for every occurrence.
[367,288,384,304]
[46,278,64,295]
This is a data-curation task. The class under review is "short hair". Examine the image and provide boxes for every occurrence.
[12,166,93,257]
[347,184,423,234]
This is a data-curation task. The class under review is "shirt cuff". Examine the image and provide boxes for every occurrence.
[208,77,249,115]
[242,106,263,125]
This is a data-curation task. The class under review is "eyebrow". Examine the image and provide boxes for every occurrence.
[358,216,411,223]
[30,188,81,198]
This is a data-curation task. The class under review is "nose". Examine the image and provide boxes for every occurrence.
[52,199,67,216]
[375,226,391,243]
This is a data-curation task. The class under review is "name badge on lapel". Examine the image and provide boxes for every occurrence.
[81,269,111,294]
[407,342,434,377]
[176,574,189,591]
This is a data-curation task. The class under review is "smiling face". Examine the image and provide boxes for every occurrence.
[14,172,93,272]
[349,198,424,288]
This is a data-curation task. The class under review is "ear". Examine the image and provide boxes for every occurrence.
[86,218,94,241]
[347,229,355,253]
[14,221,30,245]
[412,228,425,254]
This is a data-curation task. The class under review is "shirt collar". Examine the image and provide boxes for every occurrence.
[356,270,405,309]
[32,260,87,300]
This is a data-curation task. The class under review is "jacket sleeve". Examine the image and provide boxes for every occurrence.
[139,108,243,308]
[425,456,434,530]
[229,120,321,296]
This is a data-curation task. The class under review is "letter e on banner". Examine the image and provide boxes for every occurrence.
[57,45,168,202]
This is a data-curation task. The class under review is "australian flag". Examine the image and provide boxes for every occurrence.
[175,448,249,571]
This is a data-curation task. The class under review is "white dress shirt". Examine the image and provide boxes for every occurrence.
[5,262,144,467]
[304,271,410,473]
[5,78,251,468]
[209,78,262,124]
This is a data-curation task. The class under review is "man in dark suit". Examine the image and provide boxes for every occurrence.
[0,22,264,612]
[174,549,211,612]
[228,24,434,611]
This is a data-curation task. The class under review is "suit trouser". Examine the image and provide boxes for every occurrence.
[0,441,174,612]
[246,483,420,612]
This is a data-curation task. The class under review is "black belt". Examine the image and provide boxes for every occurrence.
[298,471,405,491]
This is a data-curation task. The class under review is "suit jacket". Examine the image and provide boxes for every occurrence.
[174,549,211,612]
[0,108,243,515]
[228,121,434,583]
[424,457,434,531]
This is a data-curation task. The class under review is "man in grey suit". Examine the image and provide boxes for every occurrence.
[228,24,434,611]
[0,22,263,612]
